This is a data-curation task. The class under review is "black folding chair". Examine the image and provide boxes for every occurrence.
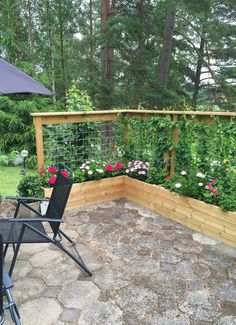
[0,234,21,325]
[1,165,92,277]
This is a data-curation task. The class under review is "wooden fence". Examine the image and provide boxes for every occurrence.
[31,109,236,173]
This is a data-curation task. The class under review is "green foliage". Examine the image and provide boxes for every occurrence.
[168,168,235,212]
[17,173,42,197]
[66,87,94,111]
[0,154,9,166]
[146,167,168,184]
[0,95,51,153]
[1,0,236,109]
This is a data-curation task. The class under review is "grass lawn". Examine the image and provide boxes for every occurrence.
[0,166,26,197]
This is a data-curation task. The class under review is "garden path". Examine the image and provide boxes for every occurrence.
[1,199,236,325]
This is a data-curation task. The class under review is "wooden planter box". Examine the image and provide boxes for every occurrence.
[43,176,236,247]
[43,176,124,209]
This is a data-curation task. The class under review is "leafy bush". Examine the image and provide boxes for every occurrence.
[0,154,9,166]
[0,95,51,153]
[66,87,93,112]
[146,167,168,184]
[17,173,42,197]
[162,169,236,212]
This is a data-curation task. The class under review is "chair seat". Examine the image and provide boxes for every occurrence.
[0,220,50,244]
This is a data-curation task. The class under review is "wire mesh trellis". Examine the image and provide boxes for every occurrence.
[43,121,126,169]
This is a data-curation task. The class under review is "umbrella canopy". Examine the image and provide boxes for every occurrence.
[0,57,53,96]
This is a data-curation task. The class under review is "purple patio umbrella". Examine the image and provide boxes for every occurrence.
[0,57,53,96]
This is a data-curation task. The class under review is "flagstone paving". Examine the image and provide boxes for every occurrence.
[1,199,236,325]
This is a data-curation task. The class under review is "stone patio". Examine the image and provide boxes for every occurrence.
[1,199,236,325]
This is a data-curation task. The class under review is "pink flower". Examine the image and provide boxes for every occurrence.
[205,183,212,190]
[49,175,57,184]
[61,171,69,178]
[211,189,218,197]
[39,169,46,173]
[212,178,217,184]
[48,167,57,173]
[115,163,122,170]
[106,165,114,172]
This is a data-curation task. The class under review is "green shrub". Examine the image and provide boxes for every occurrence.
[17,173,42,197]
[0,154,9,166]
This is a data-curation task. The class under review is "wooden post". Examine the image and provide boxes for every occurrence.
[124,118,130,151]
[33,116,44,170]
[164,151,170,171]
[170,114,179,176]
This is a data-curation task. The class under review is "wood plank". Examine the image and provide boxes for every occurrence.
[170,114,179,176]
[34,116,44,170]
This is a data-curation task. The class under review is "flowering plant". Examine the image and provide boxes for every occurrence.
[74,160,124,182]
[164,169,220,204]
[124,160,150,181]
[39,166,69,187]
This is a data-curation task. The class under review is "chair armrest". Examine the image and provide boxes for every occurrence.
[9,218,63,223]
[6,196,49,202]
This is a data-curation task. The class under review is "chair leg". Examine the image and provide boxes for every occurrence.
[3,244,9,258]
[54,240,92,276]
[4,288,21,325]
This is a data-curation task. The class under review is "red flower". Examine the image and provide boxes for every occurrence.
[106,165,114,172]
[115,163,122,170]
[49,175,57,184]
[61,171,69,178]
[48,167,57,173]
[39,169,46,173]
[167,175,173,179]
[211,188,218,197]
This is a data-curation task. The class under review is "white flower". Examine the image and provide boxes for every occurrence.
[85,166,90,170]
[198,182,203,186]
[91,159,95,162]
[125,169,130,173]
[180,170,187,176]
[128,162,132,167]
[138,171,142,175]
[141,171,146,175]
[145,162,150,167]
[88,170,93,175]
[130,168,135,172]
[211,160,220,166]
[196,172,205,178]
[96,169,103,173]
[86,161,90,164]
[175,183,182,188]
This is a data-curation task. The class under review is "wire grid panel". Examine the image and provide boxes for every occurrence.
[43,121,125,168]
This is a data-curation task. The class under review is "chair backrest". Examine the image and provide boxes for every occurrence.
[0,234,4,324]
[45,171,72,237]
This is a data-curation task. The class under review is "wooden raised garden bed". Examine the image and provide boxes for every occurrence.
[43,176,236,247]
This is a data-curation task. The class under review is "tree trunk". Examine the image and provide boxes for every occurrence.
[101,0,114,81]
[27,0,35,70]
[58,2,67,107]
[47,0,56,103]
[192,35,205,108]
[137,0,144,55]
[159,5,176,87]
[89,0,94,61]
